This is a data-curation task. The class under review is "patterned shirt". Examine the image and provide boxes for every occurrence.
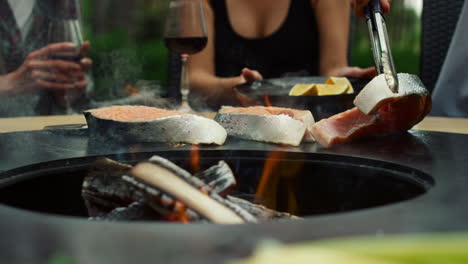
[0,0,25,74]
[0,0,83,117]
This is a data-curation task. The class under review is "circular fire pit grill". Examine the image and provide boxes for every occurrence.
[0,150,433,220]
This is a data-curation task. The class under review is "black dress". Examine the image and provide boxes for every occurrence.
[209,0,320,79]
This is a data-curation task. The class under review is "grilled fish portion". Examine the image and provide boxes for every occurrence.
[312,74,431,148]
[215,106,315,146]
[84,105,227,145]
[354,73,430,115]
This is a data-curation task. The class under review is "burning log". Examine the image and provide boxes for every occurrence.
[226,196,300,221]
[81,158,137,216]
[82,157,236,218]
[126,162,246,224]
[193,160,236,196]
[90,201,162,221]
[125,156,256,223]
[82,155,296,223]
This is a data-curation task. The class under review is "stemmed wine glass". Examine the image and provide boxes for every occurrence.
[47,0,85,114]
[164,0,208,112]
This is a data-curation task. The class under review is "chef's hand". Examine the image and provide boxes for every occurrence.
[352,0,391,18]
[240,68,263,83]
[1,42,92,99]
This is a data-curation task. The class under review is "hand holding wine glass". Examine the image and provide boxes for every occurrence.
[45,1,92,111]
[3,42,88,95]
[164,0,208,112]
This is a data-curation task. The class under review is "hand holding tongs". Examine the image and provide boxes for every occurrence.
[365,0,399,93]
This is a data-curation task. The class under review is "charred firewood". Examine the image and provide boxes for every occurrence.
[146,157,255,222]
[121,175,203,222]
[89,201,162,221]
[193,160,236,196]
[81,158,141,216]
[226,195,300,221]
[147,156,237,197]
[82,155,293,223]
[125,159,257,223]
[82,156,243,222]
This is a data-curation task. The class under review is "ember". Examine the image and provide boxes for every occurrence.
[264,95,272,107]
[190,144,201,173]
[82,156,298,223]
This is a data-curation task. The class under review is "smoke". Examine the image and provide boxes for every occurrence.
[81,48,178,111]
[88,80,176,110]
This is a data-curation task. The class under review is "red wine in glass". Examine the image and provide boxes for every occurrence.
[47,8,86,114]
[49,51,84,63]
[164,36,207,55]
[163,1,208,112]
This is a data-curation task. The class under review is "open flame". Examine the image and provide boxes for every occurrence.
[256,151,304,215]
[190,144,201,173]
[166,146,226,223]
[256,151,285,209]
[264,95,272,107]
[166,201,189,223]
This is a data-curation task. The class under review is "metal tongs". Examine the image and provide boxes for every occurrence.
[365,0,399,93]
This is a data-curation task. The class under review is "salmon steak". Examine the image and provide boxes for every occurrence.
[311,73,432,148]
[84,105,227,145]
[214,106,315,146]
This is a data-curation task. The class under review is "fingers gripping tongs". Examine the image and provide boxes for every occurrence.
[365,0,399,93]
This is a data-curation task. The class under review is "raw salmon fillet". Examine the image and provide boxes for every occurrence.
[311,74,432,148]
[215,106,315,146]
[85,105,227,145]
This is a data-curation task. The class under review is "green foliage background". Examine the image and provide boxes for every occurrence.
[80,0,421,101]
[351,1,421,74]
[81,0,170,100]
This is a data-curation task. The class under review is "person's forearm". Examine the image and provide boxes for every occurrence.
[315,0,350,76]
[190,70,245,107]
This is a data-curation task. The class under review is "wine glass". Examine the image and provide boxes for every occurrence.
[47,0,85,114]
[164,0,208,112]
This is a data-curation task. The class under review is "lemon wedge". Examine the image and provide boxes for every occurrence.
[289,77,354,96]
[289,84,316,96]
[325,77,354,94]
[315,84,349,96]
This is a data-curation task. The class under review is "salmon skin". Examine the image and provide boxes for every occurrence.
[214,106,315,146]
[311,74,432,148]
[84,105,227,145]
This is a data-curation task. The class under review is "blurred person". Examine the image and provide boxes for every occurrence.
[429,0,468,117]
[0,0,92,117]
[188,0,385,110]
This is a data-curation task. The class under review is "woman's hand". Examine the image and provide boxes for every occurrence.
[352,0,391,18]
[78,41,93,71]
[2,42,92,100]
[53,41,93,105]
[234,68,264,107]
[240,68,263,83]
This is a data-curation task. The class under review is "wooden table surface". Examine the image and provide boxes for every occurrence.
[0,114,467,134]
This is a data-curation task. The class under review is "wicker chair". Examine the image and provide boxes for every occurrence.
[420,0,465,93]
